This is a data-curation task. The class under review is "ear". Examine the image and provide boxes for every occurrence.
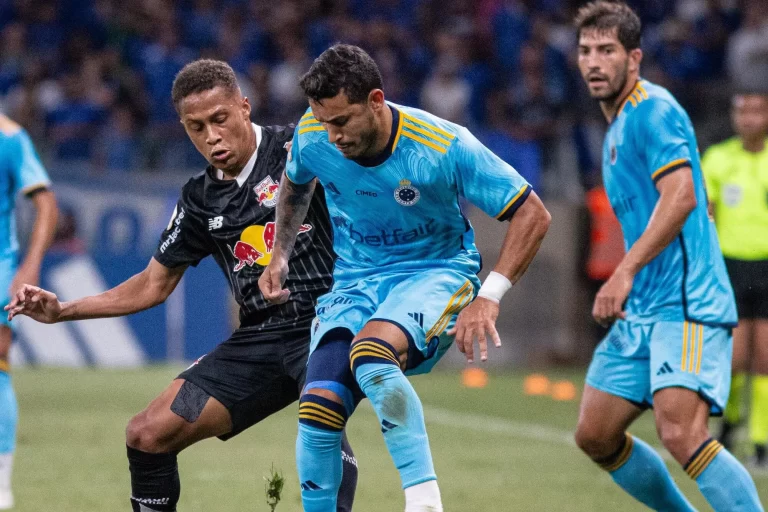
[242,96,252,119]
[628,48,643,73]
[368,89,386,111]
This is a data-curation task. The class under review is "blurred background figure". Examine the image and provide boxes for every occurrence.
[702,92,768,468]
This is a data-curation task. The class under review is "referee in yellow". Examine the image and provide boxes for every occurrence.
[703,91,768,467]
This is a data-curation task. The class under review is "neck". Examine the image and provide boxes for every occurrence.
[741,136,765,153]
[601,75,639,122]
[369,104,393,156]
[221,123,257,180]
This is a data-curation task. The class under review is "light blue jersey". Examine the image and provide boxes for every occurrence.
[0,125,51,259]
[603,79,736,327]
[287,103,531,278]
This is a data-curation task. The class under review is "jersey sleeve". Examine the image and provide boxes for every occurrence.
[635,99,693,184]
[153,194,211,268]
[9,130,51,196]
[285,129,317,185]
[453,127,531,221]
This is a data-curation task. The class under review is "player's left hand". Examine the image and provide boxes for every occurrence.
[592,266,634,327]
[448,297,501,364]
[9,263,39,298]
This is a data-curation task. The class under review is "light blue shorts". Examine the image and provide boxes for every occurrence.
[586,320,732,414]
[310,267,480,375]
[0,257,16,328]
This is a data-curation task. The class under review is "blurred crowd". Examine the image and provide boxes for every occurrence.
[0,0,766,193]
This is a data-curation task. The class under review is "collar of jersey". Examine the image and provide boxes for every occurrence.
[215,123,262,186]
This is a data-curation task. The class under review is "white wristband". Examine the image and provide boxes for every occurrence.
[477,271,512,303]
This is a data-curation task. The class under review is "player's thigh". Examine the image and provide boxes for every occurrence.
[752,319,768,374]
[652,386,711,463]
[311,278,379,354]
[127,378,232,453]
[575,384,644,458]
[0,326,9,361]
[584,321,653,409]
[368,268,480,375]
[650,321,732,416]
[732,319,753,373]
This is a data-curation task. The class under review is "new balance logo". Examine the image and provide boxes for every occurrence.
[408,312,424,328]
[381,419,399,433]
[656,362,674,376]
[326,182,341,194]
[208,216,223,230]
[301,481,323,491]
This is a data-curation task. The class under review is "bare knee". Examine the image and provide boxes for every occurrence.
[574,420,625,461]
[126,411,180,453]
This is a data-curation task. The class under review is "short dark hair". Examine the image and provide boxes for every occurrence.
[299,44,383,104]
[171,59,240,113]
[574,1,642,51]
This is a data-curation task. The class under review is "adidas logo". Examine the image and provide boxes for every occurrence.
[301,480,323,491]
[381,419,399,433]
[656,362,674,376]
[408,312,424,328]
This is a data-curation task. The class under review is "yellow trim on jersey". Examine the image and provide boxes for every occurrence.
[391,110,405,153]
[688,322,697,374]
[681,321,690,372]
[300,403,345,424]
[651,158,688,180]
[298,118,320,127]
[403,121,452,146]
[401,131,447,154]
[686,440,723,479]
[617,81,648,117]
[401,112,456,140]
[636,82,649,99]
[626,95,637,108]
[426,280,474,341]
[495,184,530,220]
[0,360,8,372]
[298,126,326,135]
[695,323,704,375]
[300,112,314,121]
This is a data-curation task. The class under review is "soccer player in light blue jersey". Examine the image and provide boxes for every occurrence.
[259,44,551,511]
[0,114,58,509]
[572,2,763,511]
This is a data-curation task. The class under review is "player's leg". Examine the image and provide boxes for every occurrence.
[750,318,768,466]
[652,322,763,511]
[125,378,232,512]
[293,330,364,512]
[577,322,696,510]
[0,327,16,510]
[719,318,751,451]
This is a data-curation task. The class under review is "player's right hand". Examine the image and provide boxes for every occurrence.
[259,257,291,304]
[4,284,62,324]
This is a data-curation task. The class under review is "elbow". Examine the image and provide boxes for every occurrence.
[681,188,698,215]
[534,204,552,241]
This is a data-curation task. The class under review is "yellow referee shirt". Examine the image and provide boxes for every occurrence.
[702,137,768,260]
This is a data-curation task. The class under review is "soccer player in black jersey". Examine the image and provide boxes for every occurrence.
[4,59,357,512]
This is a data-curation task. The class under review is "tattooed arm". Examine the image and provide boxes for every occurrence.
[258,177,316,304]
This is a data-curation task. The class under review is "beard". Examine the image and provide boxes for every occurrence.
[591,60,630,104]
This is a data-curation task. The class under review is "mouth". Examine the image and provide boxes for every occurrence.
[335,143,353,154]
[588,76,609,87]
[211,149,231,162]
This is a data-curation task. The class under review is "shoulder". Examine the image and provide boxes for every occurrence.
[628,81,688,125]
[395,104,461,157]
[178,169,208,206]
[294,109,328,152]
[262,124,295,148]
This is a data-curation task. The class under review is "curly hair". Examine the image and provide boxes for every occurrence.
[171,59,240,113]
[299,44,383,104]
[574,1,642,51]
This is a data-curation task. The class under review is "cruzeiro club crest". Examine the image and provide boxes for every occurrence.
[394,178,420,206]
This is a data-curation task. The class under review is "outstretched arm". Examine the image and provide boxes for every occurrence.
[6,258,186,323]
[592,168,696,326]
[449,191,551,362]
[259,177,316,304]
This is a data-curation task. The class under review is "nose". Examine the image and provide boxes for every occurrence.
[205,125,222,145]
[325,124,343,143]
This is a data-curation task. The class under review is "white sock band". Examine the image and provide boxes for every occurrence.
[405,480,443,512]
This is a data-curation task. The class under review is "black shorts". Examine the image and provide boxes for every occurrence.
[177,326,309,440]
[725,258,768,320]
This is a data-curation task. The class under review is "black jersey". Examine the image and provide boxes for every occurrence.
[154,125,335,339]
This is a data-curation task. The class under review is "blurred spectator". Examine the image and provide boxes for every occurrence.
[420,56,471,125]
[48,205,86,255]
[45,71,106,162]
[727,0,768,92]
[0,23,25,96]
[94,105,141,174]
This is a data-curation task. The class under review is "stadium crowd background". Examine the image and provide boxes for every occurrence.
[0,0,766,198]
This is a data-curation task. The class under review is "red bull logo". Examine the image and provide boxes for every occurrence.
[229,221,312,272]
[254,176,280,207]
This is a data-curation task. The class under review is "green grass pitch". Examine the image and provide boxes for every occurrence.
[9,366,768,511]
